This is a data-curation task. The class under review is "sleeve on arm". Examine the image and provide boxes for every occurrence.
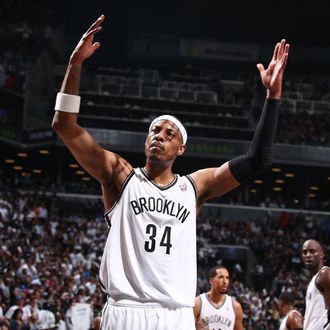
[229,98,280,183]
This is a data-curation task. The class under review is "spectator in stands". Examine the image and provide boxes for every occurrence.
[6,307,29,330]
[22,295,40,329]
[65,297,93,330]
[51,14,289,329]
[54,311,66,330]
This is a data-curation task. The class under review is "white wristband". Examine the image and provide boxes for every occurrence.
[55,92,81,113]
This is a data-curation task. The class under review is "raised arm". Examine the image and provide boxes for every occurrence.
[191,39,289,210]
[52,15,132,194]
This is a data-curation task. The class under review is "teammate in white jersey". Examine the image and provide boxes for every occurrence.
[194,266,243,330]
[301,239,330,330]
[277,291,303,330]
[52,14,289,329]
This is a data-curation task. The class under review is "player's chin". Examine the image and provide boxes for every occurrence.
[148,152,162,160]
[303,259,313,266]
[304,262,315,269]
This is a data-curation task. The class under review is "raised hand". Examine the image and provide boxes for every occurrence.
[70,15,105,65]
[257,39,289,99]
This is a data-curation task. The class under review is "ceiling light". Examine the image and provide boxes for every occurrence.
[285,173,295,178]
[271,168,281,172]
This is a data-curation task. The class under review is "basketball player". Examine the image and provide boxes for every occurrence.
[194,265,243,330]
[277,291,303,330]
[301,239,330,329]
[52,14,289,329]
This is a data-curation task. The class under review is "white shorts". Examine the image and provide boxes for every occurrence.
[100,298,195,330]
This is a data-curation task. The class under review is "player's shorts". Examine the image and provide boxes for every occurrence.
[100,297,195,330]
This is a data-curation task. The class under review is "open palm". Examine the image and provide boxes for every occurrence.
[257,39,289,99]
[70,15,105,64]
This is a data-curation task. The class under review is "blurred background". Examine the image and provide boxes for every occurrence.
[1,0,330,328]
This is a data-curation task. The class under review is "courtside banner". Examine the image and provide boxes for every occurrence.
[180,38,258,62]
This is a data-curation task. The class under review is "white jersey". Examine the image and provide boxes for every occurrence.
[65,302,93,330]
[197,293,236,330]
[279,315,288,330]
[100,167,197,307]
[304,268,328,330]
[5,305,18,319]
[38,310,56,329]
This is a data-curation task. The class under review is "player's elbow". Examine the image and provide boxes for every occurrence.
[255,157,272,170]
[252,148,273,170]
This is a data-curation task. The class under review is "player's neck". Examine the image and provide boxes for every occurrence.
[144,164,174,185]
[317,263,325,273]
[208,291,226,305]
[310,262,324,276]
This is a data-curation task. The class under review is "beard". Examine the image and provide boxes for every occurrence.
[220,287,228,294]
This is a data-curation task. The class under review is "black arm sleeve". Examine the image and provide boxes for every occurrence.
[228,98,280,183]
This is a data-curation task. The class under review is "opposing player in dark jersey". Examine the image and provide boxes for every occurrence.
[52,15,289,329]
[194,265,243,330]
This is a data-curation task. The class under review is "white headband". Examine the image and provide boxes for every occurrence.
[149,115,187,144]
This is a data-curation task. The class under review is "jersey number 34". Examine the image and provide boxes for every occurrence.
[144,224,172,254]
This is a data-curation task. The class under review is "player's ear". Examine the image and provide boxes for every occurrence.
[176,144,186,156]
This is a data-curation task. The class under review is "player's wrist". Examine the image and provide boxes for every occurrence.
[69,52,85,67]
[267,89,281,100]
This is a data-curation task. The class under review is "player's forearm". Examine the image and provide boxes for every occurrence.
[229,98,280,182]
[60,60,83,96]
[53,59,83,132]
[248,98,280,159]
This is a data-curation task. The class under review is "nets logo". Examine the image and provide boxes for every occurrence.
[179,183,187,191]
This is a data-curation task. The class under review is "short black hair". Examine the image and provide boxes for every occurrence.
[208,265,228,279]
[279,291,295,305]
